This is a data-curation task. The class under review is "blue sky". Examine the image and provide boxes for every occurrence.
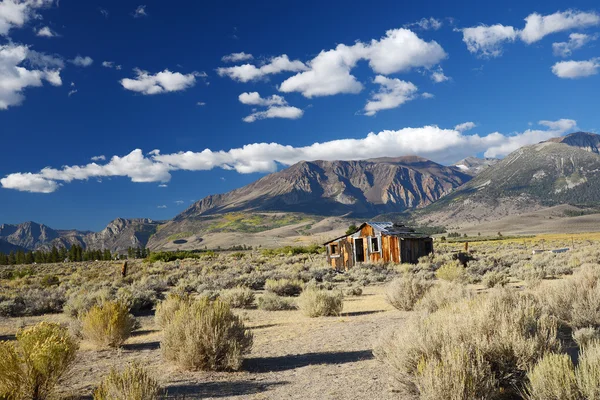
[1,0,599,231]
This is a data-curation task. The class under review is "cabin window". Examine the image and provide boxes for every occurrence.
[370,236,381,253]
[330,243,339,255]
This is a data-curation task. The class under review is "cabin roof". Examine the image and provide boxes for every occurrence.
[323,221,431,245]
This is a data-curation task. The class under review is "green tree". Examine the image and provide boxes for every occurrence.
[345,224,358,235]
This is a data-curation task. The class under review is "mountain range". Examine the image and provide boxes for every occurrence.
[3,131,600,253]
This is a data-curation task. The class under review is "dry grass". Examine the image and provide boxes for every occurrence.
[161,297,253,371]
[81,301,136,348]
[297,286,343,317]
[385,274,432,311]
[93,362,162,400]
[257,292,296,311]
[0,322,78,400]
[526,353,579,400]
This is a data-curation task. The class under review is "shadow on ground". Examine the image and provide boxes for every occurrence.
[165,380,288,398]
[122,341,160,351]
[244,349,374,373]
[341,310,385,317]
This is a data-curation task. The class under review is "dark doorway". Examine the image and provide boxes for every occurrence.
[354,238,364,263]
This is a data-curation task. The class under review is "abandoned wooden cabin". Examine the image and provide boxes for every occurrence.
[324,222,433,270]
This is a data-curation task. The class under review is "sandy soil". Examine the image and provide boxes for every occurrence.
[1,286,408,400]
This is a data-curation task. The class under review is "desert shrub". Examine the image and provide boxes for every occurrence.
[0,288,66,317]
[375,289,560,398]
[539,266,600,329]
[220,286,255,309]
[345,286,363,296]
[257,292,296,311]
[386,275,432,311]
[416,282,473,313]
[576,341,600,399]
[435,261,468,282]
[526,353,579,400]
[264,278,304,296]
[40,275,60,287]
[115,279,164,313]
[161,297,252,371]
[93,362,162,400]
[573,327,600,349]
[81,301,136,348]
[155,294,191,329]
[297,286,343,317]
[416,344,496,400]
[482,271,510,288]
[0,322,78,400]
[64,287,112,318]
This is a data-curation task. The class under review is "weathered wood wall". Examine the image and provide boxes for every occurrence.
[326,225,433,269]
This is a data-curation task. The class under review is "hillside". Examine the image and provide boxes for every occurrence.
[177,156,472,218]
[416,132,600,228]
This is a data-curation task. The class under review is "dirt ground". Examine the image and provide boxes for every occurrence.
[0,286,408,400]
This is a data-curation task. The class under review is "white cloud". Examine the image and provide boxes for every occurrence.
[221,52,254,63]
[99,8,109,18]
[455,122,476,132]
[102,61,122,70]
[217,55,307,82]
[158,184,167,188]
[0,44,62,110]
[0,0,54,36]
[36,26,56,37]
[243,106,303,123]
[196,101,206,106]
[91,155,106,161]
[70,55,93,67]
[431,68,449,83]
[553,33,597,57]
[239,92,302,122]
[520,10,600,44]
[364,76,418,116]
[67,89,77,97]
[279,28,446,98]
[120,68,200,95]
[421,92,434,99]
[1,119,577,193]
[461,25,518,57]
[174,200,184,205]
[239,92,286,106]
[133,5,147,18]
[157,205,167,209]
[552,58,600,78]
[404,17,443,31]
[462,10,600,57]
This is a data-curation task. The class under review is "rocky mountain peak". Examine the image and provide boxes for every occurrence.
[547,132,600,154]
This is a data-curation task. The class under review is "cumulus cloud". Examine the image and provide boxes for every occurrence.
[70,55,93,67]
[553,33,597,57]
[431,68,449,83]
[133,5,147,18]
[239,92,303,122]
[461,25,518,57]
[364,76,418,116]
[221,52,253,63]
[1,120,577,193]
[0,44,62,110]
[217,55,307,82]
[102,61,122,70]
[91,155,106,161]
[404,17,443,31]
[36,26,56,37]
[455,122,476,132]
[551,59,600,78]
[279,28,446,98]
[0,0,54,36]
[120,68,200,95]
[520,10,600,44]
[462,10,600,57]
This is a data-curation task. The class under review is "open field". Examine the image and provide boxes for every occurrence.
[2,235,600,399]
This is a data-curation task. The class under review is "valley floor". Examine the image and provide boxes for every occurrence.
[1,286,406,400]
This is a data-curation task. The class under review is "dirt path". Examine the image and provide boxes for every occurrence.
[11,286,409,399]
